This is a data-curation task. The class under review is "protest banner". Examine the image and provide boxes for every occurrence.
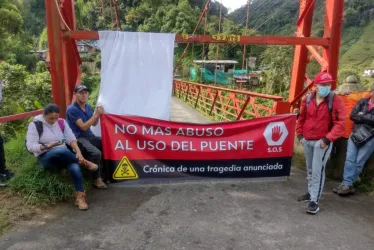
[100,114,297,181]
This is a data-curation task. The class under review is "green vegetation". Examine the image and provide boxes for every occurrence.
[0,61,52,140]
[339,19,374,87]
[4,135,92,204]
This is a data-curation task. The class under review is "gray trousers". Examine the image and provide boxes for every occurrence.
[303,139,333,203]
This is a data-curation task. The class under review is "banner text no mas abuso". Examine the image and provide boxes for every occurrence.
[100,114,297,181]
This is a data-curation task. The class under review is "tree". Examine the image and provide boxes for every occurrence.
[0,0,23,59]
[260,45,294,94]
[0,61,52,138]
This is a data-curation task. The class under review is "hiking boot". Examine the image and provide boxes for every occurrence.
[75,192,88,210]
[81,160,98,172]
[297,192,310,202]
[337,185,355,196]
[93,178,107,189]
[306,201,320,214]
[333,183,344,193]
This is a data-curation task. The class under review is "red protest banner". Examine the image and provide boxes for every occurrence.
[100,114,297,181]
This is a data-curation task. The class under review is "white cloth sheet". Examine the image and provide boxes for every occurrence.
[91,31,176,136]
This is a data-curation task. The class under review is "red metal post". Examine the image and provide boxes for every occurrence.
[241,0,250,72]
[60,0,82,109]
[101,0,105,18]
[289,0,316,107]
[45,0,67,117]
[109,0,115,28]
[323,0,345,90]
[112,0,121,30]
[0,110,43,123]
[236,96,250,120]
[195,86,201,108]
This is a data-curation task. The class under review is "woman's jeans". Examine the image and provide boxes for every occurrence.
[38,147,84,192]
[343,137,374,186]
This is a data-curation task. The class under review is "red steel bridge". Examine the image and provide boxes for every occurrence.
[0,0,344,124]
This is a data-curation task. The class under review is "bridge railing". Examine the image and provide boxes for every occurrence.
[0,110,43,123]
[173,80,289,121]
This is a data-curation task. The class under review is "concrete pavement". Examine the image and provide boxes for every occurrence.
[1,167,374,250]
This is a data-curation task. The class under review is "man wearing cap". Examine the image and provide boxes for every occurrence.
[296,72,346,214]
[66,85,107,189]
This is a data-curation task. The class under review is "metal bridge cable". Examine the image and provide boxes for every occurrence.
[173,0,211,73]
[221,0,294,56]
[252,0,295,31]
[54,0,99,51]
[214,0,223,85]
[195,1,257,63]
[55,0,72,31]
[220,0,289,55]
[241,0,250,76]
[219,0,272,55]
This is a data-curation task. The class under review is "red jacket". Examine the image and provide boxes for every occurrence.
[296,92,346,144]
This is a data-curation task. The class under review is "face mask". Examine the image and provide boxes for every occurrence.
[317,86,331,97]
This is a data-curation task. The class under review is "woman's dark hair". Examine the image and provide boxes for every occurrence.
[43,103,60,115]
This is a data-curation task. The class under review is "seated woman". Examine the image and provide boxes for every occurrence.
[333,84,374,195]
[26,104,107,210]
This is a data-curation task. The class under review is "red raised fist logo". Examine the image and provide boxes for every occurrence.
[271,125,283,142]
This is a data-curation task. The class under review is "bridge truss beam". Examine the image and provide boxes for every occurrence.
[45,0,345,117]
[289,0,345,109]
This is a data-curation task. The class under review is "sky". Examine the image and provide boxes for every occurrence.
[220,0,248,13]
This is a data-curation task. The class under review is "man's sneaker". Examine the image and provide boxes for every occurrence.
[0,174,7,187]
[2,170,14,180]
[337,185,355,195]
[306,201,320,214]
[333,183,344,193]
[93,178,108,189]
[297,192,310,202]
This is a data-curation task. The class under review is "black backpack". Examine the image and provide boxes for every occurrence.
[306,91,335,114]
[305,92,337,154]
[25,119,65,154]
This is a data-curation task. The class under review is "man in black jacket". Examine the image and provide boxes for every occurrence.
[333,84,374,195]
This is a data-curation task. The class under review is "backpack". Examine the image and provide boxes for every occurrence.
[305,91,337,154]
[306,91,335,114]
[25,118,65,154]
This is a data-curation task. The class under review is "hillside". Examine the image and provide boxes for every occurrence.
[230,0,374,85]
[339,19,374,82]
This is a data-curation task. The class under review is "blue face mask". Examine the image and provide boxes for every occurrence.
[317,86,331,97]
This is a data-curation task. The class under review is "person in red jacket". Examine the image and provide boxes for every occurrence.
[296,72,346,214]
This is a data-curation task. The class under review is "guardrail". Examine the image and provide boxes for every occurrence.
[173,80,289,121]
[0,110,43,123]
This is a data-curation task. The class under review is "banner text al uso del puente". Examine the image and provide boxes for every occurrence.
[100,114,297,181]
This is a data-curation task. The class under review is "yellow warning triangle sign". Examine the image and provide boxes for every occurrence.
[113,156,138,180]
